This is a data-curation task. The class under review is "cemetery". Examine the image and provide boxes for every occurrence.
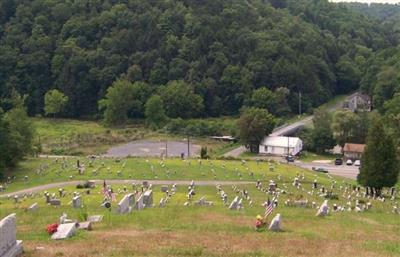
[0,156,399,257]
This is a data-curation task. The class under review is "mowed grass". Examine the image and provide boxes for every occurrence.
[2,157,354,193]
[0,180,399,257]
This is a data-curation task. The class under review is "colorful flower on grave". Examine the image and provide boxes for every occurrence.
[46,223,59,234]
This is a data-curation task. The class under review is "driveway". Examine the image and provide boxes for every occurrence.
[105,140,201,158]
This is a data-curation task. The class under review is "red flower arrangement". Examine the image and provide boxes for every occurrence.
[46,223,59,235]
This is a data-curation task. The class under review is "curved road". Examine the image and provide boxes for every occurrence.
[0,179,254,198]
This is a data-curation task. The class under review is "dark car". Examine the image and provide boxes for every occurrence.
[334,158,343,165]
[312,167,328,173]
[285,155,295,162]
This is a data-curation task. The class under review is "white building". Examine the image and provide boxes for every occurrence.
[259,136,303,156]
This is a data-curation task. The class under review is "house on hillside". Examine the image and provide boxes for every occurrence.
[259,136,303,156]
[342,92,371,112]
[343,143,366,161]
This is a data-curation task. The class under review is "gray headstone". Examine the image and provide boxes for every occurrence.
[135,194,144,210]
[316,200,329,217]
[49,199,61,206]
[51,223,77,240]
[87,215,103,223]
[78,221,92,231]
[161,185,168,193]
[0,213,23,257]
[229,196,240,210]
[72,196,82,208]
[117,193,135,214]
[143,190,153,208]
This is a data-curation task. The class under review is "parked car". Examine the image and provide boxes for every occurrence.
[312,167,328,173]
[285,155,295,162]
[335,158,343,165]
[354,160,361,166]
[346,159,353,166]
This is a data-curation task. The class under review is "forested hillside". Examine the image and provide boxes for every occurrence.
[0,0,397,119]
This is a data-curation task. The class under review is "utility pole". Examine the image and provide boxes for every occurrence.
[165,139,168,158]
[187,136,190,158]
[298,91,302,117]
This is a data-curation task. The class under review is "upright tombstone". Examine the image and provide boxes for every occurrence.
[268,213,282,231]
[316,200,329,217]
[135,194,144,210]
[143,190,153,208]
[229,196,240,210]
[0,213,23,257]
[72,196,82,208]
[161,185,168,193]
[117,193,135,214]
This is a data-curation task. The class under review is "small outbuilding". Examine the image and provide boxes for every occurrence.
[343,143,366,161]
[259,136,303,156]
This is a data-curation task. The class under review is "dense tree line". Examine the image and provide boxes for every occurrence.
[0,0,397,121]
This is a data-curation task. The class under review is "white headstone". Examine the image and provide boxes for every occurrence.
[72,196,82,208]
[51,223,77,240]
[316,200,329,217]
[229,196,240,210]
[117,193,135,214]
[143,190,153,208]
[0,213,23,257]
[268,213,282,231]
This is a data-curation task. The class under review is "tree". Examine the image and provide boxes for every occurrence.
[357,117,399,196]
[238,107,276,153]
[249,87,277,113]
[310,109,336,153]
[0,91,35,176]
[44,89,68,118]
[331,110,360,148]
[99,80,151,125]
[145,95,167,129]
[158,80,204,119]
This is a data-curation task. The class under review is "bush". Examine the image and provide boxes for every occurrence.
[200,147,209,159]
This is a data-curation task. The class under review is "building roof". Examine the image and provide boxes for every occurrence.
[343,143,366,153]
[260,136,302,148]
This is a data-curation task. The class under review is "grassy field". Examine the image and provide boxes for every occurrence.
[32,118,231,157]
[1,175,399,256]
[298,152,342,163]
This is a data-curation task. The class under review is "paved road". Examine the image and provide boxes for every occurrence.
[0,179,254,197]
[105,140,201,158]
[294,162,359,179]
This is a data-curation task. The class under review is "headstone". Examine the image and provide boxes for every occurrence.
[49,199,61,206]
[194,196,213,206]
[143,190,153,208]
[72,196,82,208]
[87,215,103,223]
[51,223,77,240]
[135,194,144,210]
[27,202,38,212]
[0,213,23,257]
[268,213,282,231]
[117,193,135,214]
[229,196,240,210]
[161,185,168,193]
[78,221,92,231]
[316,200,329,217]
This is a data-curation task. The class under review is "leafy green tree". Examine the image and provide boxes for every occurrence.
[99,80,152,125]
[310,109,336,153]
[331,110,360,148]
[0,91,35,175]
[44,89,68,118]
[158,80,204,119]
[249,87,277,113]
[145,95,167,129]
[238,107,276,153]
[357,117,399,196]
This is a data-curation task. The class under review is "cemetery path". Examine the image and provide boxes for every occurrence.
[0,179,254,197]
